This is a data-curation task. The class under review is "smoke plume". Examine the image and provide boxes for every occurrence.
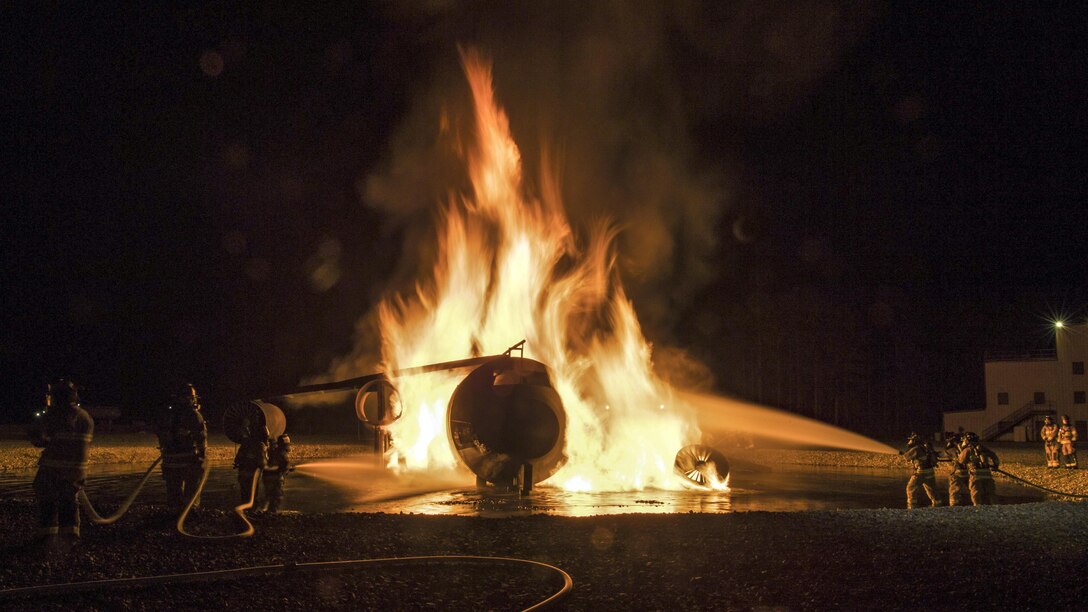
[325,0,872,379]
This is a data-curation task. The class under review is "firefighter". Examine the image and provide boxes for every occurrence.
[957,432,999,505]
[261,434,292,512]
[1057,415,1078,469]
[903,433,942,508]
[1040,415,1060,468]
[944,433,970,507]
[29,380,94,539]
[156,383,208,513]
[233,425,269,505]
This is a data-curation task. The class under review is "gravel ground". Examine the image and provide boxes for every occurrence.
[0,433,367,472]
[1,499,1088,610]
[4,441,1088,609]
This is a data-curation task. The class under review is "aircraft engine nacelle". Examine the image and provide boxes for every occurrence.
[277,352,567,491]
[447,357,567,488]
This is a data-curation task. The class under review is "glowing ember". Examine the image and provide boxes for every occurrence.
[379,48,699,491]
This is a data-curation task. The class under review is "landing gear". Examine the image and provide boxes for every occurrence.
[373,427,391,456]
[476,462,535,495]
[516,462,533,495]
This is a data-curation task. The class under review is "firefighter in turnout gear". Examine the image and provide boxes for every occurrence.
[957,432,1000,505]
[156,384,208,513]
[233,425,269,505]
[1058,415,1078,468]
[1040,415,1060,468]
[29,380,94,539]
[261,434,292,512]
[944,433,970,507]
[903,433,942,508]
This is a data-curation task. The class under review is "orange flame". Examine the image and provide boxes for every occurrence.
[379,49,699,491]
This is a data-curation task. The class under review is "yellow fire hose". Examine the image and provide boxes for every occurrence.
[175,464,260,540]
[995,467,1088,498]
[77,457,162,525]
[0,556,573,610]
[939,456,1088,498]
[33,460,575,609]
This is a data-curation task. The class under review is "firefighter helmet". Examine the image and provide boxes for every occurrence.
[964,432,980,446]
[906,433,922,447]
[183,383,201,409]
[277,434,291,446]
[1062,414,1071,425]
[1044,415,1054,424]
[52,379,80,408]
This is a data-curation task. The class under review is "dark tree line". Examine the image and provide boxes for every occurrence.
[669,281,960,440]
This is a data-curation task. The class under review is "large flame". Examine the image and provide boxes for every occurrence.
[379,49,698,491]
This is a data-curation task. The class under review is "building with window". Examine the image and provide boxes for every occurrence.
[943,322,1088,441]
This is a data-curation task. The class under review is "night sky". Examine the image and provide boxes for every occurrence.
[3,3,1085,435]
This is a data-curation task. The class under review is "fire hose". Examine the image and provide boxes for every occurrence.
[74,457,259,537]
[993,468,1088,499]
[0,556,573,610]
[936,456,1088,498]
[33,449,575,608]
[77,457,162,525]
[175,463,260,540]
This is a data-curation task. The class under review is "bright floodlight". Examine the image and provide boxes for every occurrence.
[1055,321,1065,328]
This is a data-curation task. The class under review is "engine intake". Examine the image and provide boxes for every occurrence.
[223,400,286,443]
[447,357,566,489]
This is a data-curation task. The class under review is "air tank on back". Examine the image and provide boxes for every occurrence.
[447,356,566,491]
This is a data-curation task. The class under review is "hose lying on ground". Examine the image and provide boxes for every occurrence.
[995,468,1088,498]
[0,555,574,611]
[175,464,260,540]
[77,457,162,525]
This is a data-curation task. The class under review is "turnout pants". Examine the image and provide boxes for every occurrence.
[907,469,942,508]
[237,469,261,505]
[1060,442,1077,468]
[262,470,286,512]
[33,467,83,537]
[968,470,996,505]
[162,463,204,512]
[1044,441,1061,467]
[948,470,971,506]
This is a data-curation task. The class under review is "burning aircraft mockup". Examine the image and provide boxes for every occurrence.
[256,48,894,494]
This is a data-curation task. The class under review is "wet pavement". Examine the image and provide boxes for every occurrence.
[0,459,1046,517]
[355,464,1046,516]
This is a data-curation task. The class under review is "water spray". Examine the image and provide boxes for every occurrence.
[677,390,898,454]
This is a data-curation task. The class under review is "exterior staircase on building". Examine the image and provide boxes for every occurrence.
[981,401,1056,441]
